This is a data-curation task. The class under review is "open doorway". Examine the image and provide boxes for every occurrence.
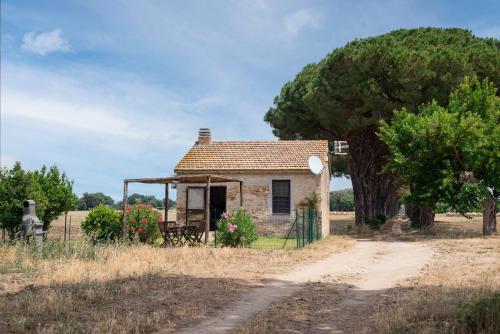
[210,186,226,230]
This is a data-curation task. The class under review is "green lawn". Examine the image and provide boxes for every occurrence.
[250,236,297,250]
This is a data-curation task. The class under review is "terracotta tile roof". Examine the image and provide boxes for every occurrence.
[174,140,329,172]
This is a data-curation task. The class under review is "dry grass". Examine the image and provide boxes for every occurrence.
[235,214,500,334]
[371,237,500,333]
[233,282,350,334]
[0,235,354,333]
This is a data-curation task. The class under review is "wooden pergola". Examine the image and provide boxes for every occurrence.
[122,174,243,244]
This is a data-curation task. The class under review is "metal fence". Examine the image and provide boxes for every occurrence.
[213,208,321,250]
[295,208,322,248]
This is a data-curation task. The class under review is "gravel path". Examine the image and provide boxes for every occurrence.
[175,240,433,334]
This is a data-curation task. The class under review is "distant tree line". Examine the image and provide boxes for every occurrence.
[330,189,354,211]
[77,192,175,210]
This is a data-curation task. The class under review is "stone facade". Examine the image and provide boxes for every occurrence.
[176,170,330,238]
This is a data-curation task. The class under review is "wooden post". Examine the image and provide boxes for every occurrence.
[164,183,169,222]
[122,181,129,237]
[68,215,72,240]
[239,181,243,207]
[64,212,67,242]
[205,176,211,244]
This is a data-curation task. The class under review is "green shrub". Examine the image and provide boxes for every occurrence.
[456,293,500,334]
[216,208,257,247]
[81,204,122,243]
[127,204,161,244]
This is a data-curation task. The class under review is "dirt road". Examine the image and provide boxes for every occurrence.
[175,240,433,334]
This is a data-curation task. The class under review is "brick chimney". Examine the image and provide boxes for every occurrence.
[197,128,211,145]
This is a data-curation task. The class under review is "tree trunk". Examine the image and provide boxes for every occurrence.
[347,127,401,225]
[418,206,435,228]
[482,198,496,236]
[405,200,436,229]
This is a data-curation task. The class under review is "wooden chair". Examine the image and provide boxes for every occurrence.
[189,220,205,244]
[158,221,178,247]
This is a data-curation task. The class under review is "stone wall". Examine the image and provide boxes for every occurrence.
[175,171,330,238]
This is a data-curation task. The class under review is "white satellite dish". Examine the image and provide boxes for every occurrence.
[308,156,325,175]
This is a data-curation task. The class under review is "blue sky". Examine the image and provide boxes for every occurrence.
[1,0,499,200]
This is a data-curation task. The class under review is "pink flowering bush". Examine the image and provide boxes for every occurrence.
[216,208,257,247]
[127,204,161,244]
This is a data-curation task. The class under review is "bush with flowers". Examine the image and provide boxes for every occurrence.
[127,204,162,244]
[215,208,257,247]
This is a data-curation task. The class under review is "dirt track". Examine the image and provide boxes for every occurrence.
[175,240,433,334]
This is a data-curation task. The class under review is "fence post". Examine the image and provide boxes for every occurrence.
[295,209,299,248]
[302,210,306,247]
[64,212,67,242]
[316,210,319,241]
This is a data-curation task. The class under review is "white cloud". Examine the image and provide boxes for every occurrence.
[21,29,70,55]
[1,62,225,153]
[284,9,320,36]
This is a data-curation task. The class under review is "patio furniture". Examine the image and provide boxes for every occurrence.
[122,174,243,244]
[159,221,203,247]
[188,220,205,244]
[181,225,199,246]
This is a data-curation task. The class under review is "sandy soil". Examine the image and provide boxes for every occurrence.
[175,240,433,334]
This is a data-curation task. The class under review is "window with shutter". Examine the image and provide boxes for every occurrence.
[272,180,291,214]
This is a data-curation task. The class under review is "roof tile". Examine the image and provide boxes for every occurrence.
[174,140,329,172]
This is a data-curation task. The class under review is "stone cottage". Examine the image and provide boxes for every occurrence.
[174,129,330,237]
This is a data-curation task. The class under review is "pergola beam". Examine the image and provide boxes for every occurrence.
[122,181,129,237]
[205,175,211,244]
[164,183,169,222]
[239,181,243,207]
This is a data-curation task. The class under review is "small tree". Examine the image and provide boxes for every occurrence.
[33,165,76,231]
[379,77,499,234]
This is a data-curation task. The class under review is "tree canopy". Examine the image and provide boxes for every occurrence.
[330,189,355,211]
[77,192,115,210]
[265,28,499,225]
[378,77,499,234]
[116,193,175,209]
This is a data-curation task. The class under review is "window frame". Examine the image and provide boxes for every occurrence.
[271,179,291,215]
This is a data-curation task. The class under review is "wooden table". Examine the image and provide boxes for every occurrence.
[159,222,202,247]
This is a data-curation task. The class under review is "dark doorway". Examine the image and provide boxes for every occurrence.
[210,186,226,230]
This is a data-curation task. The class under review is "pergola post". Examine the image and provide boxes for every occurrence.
[164,183,169,222]
[122,181,129,237]
[239,181,243,207]
[205,175,211,244]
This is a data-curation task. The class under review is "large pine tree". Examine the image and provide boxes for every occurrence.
[265,28,499,225]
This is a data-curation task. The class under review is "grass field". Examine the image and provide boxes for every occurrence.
[0,233,354,333]
[1,212,497,333]
[250,236,297,250]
